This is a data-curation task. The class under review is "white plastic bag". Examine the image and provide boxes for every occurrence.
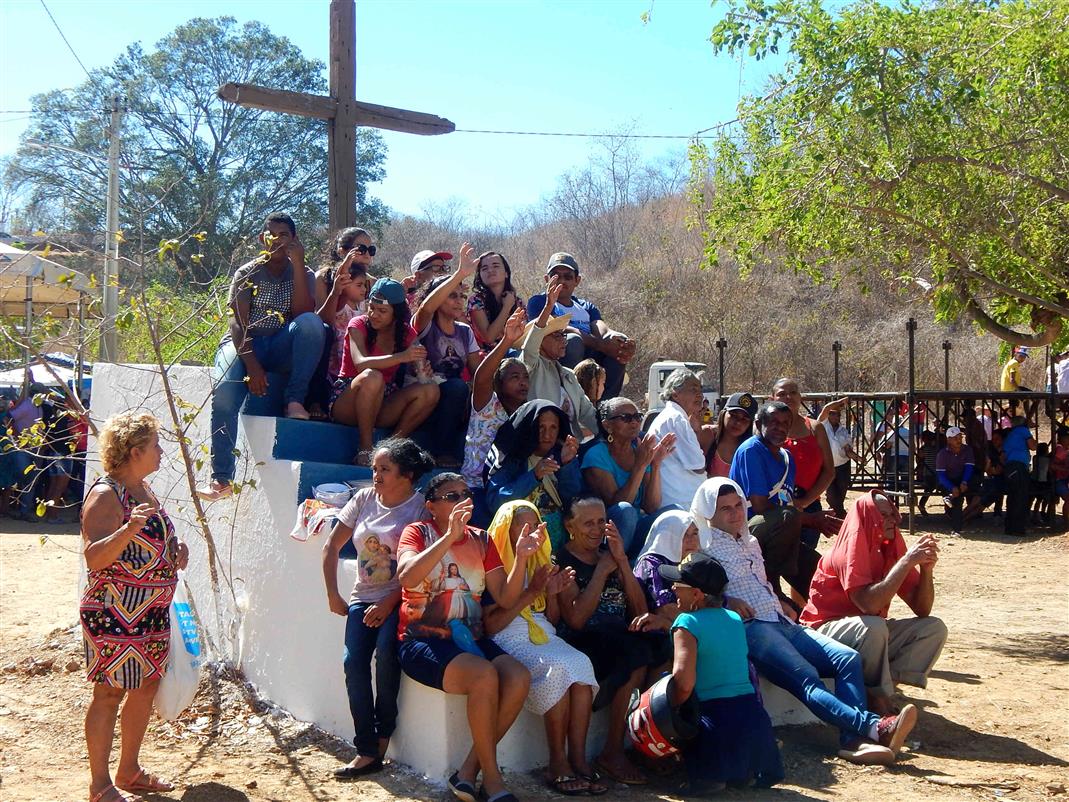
[154,578,203,720]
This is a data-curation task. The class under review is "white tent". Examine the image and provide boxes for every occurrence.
[0,241,98,394]
[0,241,96,318]
[0,363,77,388]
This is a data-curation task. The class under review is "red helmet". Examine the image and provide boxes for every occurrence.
[627,674,700,759]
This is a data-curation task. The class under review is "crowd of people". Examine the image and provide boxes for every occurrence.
[0,375,88,523]
[79,213,1067,802]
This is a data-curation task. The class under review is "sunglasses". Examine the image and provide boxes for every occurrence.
[606,412,642,423]
[351,244,377,256]
[429,489,473,503]
[418,262,450,274]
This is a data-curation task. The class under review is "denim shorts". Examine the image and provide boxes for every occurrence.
[398,635,506,690]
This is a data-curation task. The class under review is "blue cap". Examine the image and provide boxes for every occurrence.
[368,277,406,306]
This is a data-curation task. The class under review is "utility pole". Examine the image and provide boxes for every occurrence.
[99,96,123,362]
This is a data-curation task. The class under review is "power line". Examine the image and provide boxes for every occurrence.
[39,0,94,81]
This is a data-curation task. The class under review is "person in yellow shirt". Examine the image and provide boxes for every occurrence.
[1000,347,1030,392]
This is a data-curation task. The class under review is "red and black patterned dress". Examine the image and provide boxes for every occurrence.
[81,477,178,688]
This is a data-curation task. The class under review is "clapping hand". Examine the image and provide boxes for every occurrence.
[545,565,576,596]
[634,433,656,467]
[603,521,627,564]
[527,564,553,594]
[534,456,560,479]
[447,498,473,544]
[650,433,676,465]
[502,307,528,347]
[515,522,546,562]
[560,435,579,465]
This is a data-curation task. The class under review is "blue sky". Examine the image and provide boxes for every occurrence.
[0,0,780,223]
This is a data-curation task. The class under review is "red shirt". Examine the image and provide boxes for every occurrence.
[396,521,503,642]
[339,315,416,384]
[800,499,919,628]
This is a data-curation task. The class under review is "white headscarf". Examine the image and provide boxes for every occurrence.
[690,476,748,541]
[635,509,694,563]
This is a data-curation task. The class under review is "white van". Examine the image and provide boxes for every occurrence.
[645,360,719,415]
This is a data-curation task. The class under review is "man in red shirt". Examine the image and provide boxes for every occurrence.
[800,491,947,715]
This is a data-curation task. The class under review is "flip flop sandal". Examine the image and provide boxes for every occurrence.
[593,758,648,786]
[546,775,589,796]
[116,768,174,794]
[90,785,142,802]
[575,770,608,796]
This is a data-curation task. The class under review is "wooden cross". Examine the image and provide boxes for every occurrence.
[217,0,454,231]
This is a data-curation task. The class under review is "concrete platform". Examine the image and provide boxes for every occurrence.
[89,364,820,784]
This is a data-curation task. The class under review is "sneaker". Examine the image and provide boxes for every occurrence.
[838,741,895,766]
[196,481,233,501]
[876,703,917,753]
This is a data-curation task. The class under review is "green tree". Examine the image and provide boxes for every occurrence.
[695,0,1068,346]
[5,17,387,282]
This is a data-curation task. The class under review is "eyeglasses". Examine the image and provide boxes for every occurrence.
[351,244,377,256]
[606,412,642,423]
[429,489,473,503]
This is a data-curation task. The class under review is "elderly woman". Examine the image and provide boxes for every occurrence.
[485,400,581,550]
[582,397,676,558]
[483,501,605,796]
[322,438,434,779]
[555,495,672,786]
[81,412,188,802]
[397,473,535,802]
[632,510,701,621]
[647,368,708,509]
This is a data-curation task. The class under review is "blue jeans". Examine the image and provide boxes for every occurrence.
[343,602,401,756]
[428,377,470,460]
[209,312,325,482]
[745,618,879,747]
[609,502,683,563]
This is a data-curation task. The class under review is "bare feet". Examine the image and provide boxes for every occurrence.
[286,401,311,420]
[196,480,232,501]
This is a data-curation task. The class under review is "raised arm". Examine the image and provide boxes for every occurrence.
[286,235,315,316]
[413,242,476,332]
[471,308,527,412]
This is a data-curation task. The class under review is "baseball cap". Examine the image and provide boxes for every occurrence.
[1015,346,1030,357]
[946,425,963,438]
[725,392,757,419]
[658,552,729,597]
[545,252,580,276]
[368,277,406,306]
[410,250,453,274]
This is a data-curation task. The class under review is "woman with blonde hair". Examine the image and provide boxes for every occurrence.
[81,412,188,802]
[484,501,605,795]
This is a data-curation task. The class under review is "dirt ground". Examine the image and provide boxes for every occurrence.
[1,514,1067,802]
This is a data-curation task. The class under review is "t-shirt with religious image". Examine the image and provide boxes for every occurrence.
[336,487,426,605]
[396,522,503,641]
[418,318,479,380]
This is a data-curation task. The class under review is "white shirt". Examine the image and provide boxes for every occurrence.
[647,400,705,509]
[822,420,853,468]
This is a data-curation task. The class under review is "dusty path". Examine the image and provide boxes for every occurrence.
[1,516,1066,802]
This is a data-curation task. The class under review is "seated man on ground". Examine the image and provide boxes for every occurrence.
[800,491,947,716]
[695,477,917,766]
[936,426,981,536]
[520,281,597,441]
[199,212,324,500]
[730,401,834,602]
[526,253,634,400]
[412,243,484,467]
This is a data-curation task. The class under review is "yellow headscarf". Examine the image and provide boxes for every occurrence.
[487,500,552,644]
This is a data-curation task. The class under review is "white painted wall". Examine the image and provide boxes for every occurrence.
[90,363,816,784]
